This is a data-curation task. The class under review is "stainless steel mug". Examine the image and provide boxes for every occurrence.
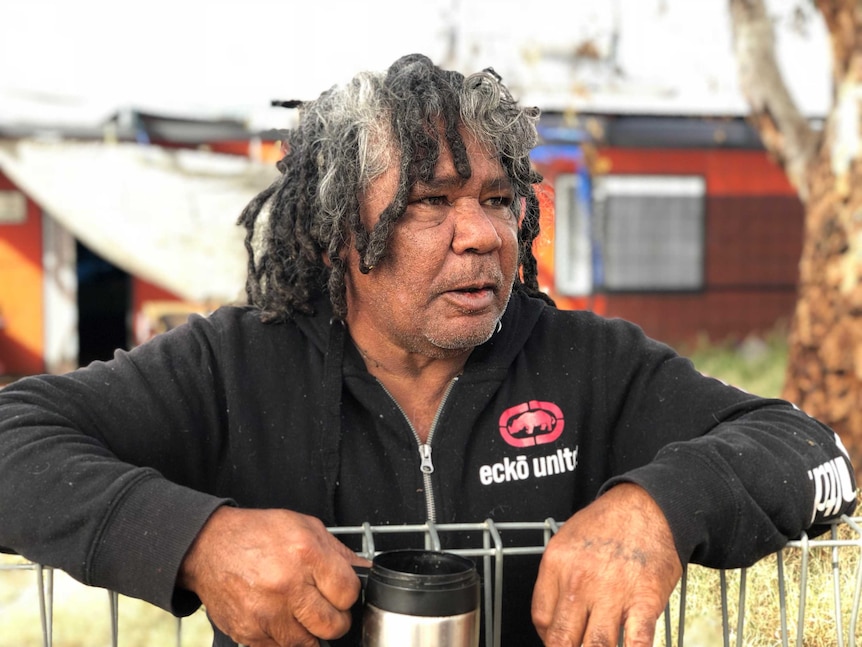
[358,549,480,647]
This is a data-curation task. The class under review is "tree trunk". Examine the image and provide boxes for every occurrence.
[783,146,862,478]
[784,1,862,479]
[730,0,862,479]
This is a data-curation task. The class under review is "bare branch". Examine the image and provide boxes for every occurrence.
[729,0,819,202]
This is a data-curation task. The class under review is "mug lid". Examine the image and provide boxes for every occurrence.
[365,550,480,617]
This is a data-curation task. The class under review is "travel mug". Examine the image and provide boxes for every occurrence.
[358,549,480,647]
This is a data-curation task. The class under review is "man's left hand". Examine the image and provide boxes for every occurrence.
[532,483,683,646]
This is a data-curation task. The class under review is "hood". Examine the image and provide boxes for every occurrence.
[293,289,547,376]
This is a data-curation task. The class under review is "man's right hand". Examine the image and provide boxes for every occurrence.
[178,507,368,647]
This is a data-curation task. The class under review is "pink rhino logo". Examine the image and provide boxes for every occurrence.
[498,401,565,448]
[508,410,556,436]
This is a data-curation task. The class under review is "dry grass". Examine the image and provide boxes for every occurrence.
[0,554,213,646]
[672,328,862,646]
[658,511,862,647]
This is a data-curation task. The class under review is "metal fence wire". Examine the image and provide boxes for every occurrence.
[2,515,861,647]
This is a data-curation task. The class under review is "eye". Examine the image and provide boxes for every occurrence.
[419,195,451,207]
[485,195,514,209]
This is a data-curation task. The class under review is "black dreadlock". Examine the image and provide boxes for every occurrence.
[237,53,555,323]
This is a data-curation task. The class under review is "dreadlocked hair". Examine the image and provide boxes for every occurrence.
[237,53,555,323]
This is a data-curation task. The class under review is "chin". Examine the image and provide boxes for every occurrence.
[426,322,498,353]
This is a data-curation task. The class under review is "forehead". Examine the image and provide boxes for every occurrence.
[359,128,509,215]
[416,130,505,183]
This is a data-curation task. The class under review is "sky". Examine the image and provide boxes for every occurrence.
[0,0,834,129]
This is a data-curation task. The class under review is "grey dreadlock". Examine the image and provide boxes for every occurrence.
[237,53,554,323]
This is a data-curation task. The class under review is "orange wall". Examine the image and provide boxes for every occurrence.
[0,173,44,376]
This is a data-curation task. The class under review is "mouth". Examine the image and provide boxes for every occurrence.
[454,284,495,294]
[447,280,497,296]
[441,281,500,311]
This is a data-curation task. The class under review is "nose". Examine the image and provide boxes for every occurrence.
[451,200,503,254]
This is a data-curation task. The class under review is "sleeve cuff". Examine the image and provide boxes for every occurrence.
[87,471,233,615]
[599,447,741,567]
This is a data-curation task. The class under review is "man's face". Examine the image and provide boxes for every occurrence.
[344,130,520,360]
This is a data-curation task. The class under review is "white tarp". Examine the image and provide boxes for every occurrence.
[0,139,279,303]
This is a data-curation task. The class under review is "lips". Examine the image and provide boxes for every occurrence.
[441,270,502,295]
[439,280,500,312]
[451,282,496,294]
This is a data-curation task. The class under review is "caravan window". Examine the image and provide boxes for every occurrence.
[553,173,706,296]
[594,175,705,291]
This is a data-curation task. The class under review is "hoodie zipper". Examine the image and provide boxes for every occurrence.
[377,376,459,523]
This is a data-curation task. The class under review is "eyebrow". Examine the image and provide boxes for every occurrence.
[414,173,514,193]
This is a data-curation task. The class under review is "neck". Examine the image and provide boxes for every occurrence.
[350,334,469,443]
[353,339,467,383]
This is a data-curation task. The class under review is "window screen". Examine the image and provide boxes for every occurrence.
[594,175,705,291]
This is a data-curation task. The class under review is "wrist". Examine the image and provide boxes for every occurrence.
[178,504,233,592]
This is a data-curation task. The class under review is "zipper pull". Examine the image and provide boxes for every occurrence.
[419,444,434,474]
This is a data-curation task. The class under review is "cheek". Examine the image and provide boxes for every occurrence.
[389,227,448,267]
[499,222,520,262]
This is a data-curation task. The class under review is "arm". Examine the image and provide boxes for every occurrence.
[0,313,234,613]
[595,317,856,567]
[532,404,855,647]
[608,403,856,567]
[532,314,856,645]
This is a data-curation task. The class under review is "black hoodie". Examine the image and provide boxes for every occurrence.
[0,292,855,645]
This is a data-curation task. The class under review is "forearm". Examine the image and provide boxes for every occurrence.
[0,333,230,611]
[605,404,856,568]
[0,421,229,613]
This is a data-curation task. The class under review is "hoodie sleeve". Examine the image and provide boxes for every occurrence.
[594,317,857,569]
[0,311,236,615]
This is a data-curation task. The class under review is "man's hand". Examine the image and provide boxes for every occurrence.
[532,483,683,646]
[178,507,369,647]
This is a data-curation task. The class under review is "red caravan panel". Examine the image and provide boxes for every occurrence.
[596,147,798,197]
[529,144,803,344]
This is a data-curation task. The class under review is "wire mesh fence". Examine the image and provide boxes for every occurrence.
[2,515,861,647]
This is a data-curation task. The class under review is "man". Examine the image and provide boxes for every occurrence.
[0,54,856,647]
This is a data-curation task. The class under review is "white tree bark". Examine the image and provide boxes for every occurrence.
[729,0,820,201]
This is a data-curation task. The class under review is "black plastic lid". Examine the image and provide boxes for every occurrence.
[364,550,480,617]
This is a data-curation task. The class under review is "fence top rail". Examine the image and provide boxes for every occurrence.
[4,516,859,566]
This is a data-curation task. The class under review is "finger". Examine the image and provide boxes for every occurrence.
[537,590,589,646]
[622,620,658,647]
[349,552,373,568]
[242,638,284,647]
[580,604,621,647]
[531,592,555,637]
[250,628,320,647]
[530,561,559,635]
[311,533,371,613]
[621,604,659,647]
[312,548,364,611]
[290,578,354,641]
[262,593,348,647]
